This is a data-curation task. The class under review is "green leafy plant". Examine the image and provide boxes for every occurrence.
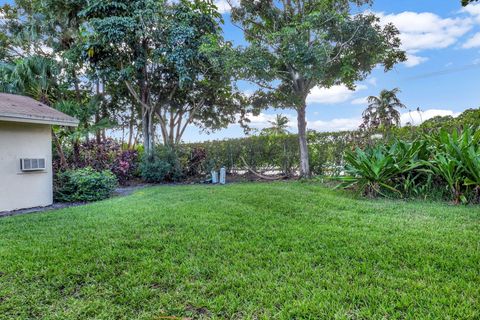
[140,146,184,183]
[338,126,480,204]
[428,153,465,203]
[425,127,480,203]
[54,167,118,202]
[338,140,426,197]
[140,159,173,183]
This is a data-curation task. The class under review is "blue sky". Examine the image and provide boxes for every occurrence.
[2,0,480,142]
[204,0,480,142]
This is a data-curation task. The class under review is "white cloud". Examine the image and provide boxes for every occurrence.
[351,96,369,105]
[375,11,473,67]
[378,12,472,52]
[307,109,462,132]
[367,77,377,86]
[246,112,296,129]
[242,112,362,133]
[308,118,362,132]
[462,3,480,23]
[400,109,461,126]
[461,3,480,48]
[214,0,237,13]
[239,109,463,134]
[306,84,367,104]
[463,32,480,48]
[404,54,429,67]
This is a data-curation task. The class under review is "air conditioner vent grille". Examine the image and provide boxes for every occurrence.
[20,158,46,171]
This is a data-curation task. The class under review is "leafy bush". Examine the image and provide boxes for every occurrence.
[338,127,480,204]
[140,159,173,183]
[54,167,118,202]
[185,134,300,175]
[140,146,184,183]
[185,147,207,177]
[183,132,355,176]
[54,139,139,185]
[74,139,121,170]
[111,149,139,185]
[134,108,480,181]
[338,140,427,197]
[425,127,480,203]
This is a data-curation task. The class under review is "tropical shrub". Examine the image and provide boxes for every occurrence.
[73,139,121,170]
[425,127,480,203]
[420,108,480,132]
[338,127,480,204]
[54,139,139,185]
[185,147,207,177]
[54,167,118,202]
[140,159,173,183]
[140,146,184,183]
[338,140,427,197]
[111,149,139,185]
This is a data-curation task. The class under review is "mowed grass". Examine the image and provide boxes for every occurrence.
[0,182,479,320]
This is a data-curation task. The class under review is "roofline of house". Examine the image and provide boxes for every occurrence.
[0,114,79,127]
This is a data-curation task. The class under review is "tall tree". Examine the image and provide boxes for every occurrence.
[359,88,406,134]
[82,0,248,154]
[230,0,405,177]
[0,55,60,104]
[0,0,115,136]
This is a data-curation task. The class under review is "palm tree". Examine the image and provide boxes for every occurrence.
[0,56,60,104]
[360,88,406,135]
[261,114,290,136]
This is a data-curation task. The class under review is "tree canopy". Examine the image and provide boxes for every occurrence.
[81,0,248,153]
[230,0,406,177]
[0,0,414,177]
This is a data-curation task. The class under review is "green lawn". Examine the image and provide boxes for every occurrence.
[0,182,479,319]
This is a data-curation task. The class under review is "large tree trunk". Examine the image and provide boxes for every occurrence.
[95,112,101,143]
[95,79,101,143]
[127,103,135,150]
[142,106,155,156]
[297,102,310,178]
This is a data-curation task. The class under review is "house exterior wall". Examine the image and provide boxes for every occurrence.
[0,121,53,212]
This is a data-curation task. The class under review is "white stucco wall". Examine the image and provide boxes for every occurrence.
[0,121,53,212]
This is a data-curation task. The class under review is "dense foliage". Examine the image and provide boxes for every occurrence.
[80,0,248,152]
[1,0,478,206]
[339,127,480,204]
[54,139,139,186]
[54,167,118,202]
[231,0,406,177]
[140,146,184,183]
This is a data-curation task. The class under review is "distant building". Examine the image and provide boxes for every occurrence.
[0,93,78,212]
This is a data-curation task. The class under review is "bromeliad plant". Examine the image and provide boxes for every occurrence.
[338,127,480,204]
[338,140,427,197]
[425,127,480,203]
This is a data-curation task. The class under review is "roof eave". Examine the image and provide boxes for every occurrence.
[0,115,79,127]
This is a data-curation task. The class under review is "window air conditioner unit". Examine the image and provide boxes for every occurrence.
[20,158,46,172]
